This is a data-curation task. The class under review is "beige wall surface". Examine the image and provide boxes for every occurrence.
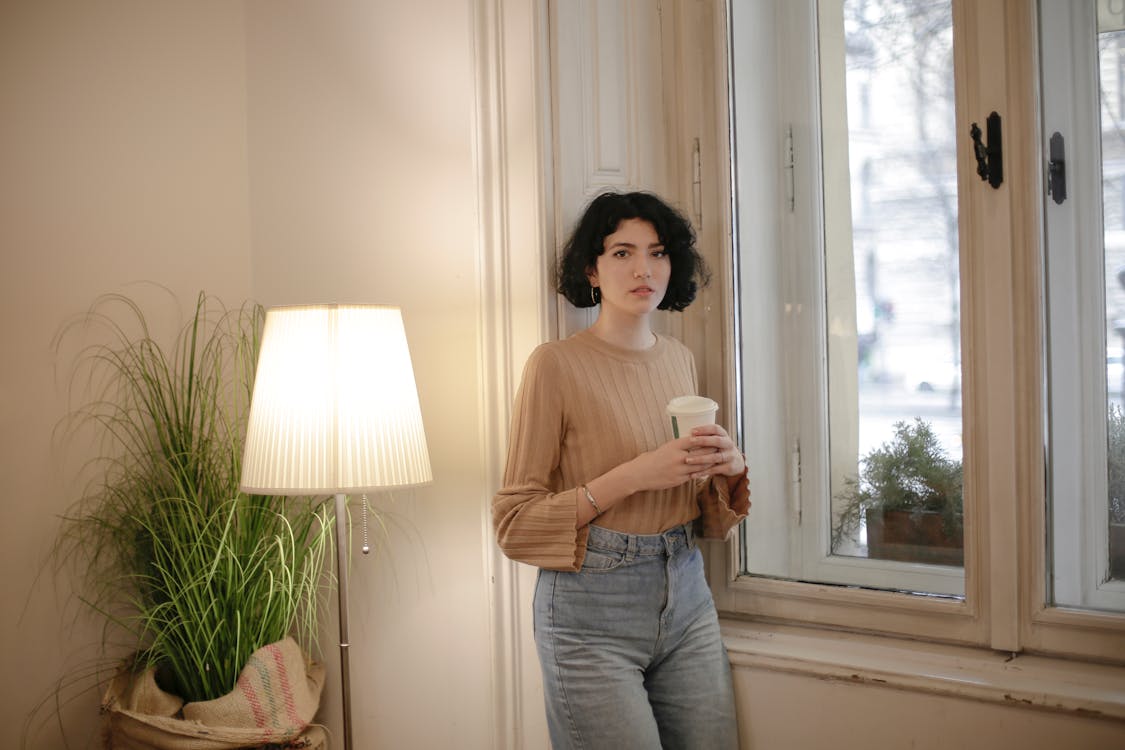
[1,1,254,747]
[1,0,493,748]
[244,1,492,748]
[734,667,1125,750]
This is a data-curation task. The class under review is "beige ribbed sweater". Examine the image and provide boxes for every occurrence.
[492,328,750,571]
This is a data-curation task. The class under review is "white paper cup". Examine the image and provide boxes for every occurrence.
[666,396,718,438]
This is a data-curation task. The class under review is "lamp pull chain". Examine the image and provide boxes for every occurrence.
[361,494,370,555]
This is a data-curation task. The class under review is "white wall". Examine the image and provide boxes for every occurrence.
[243,1,493,747]
[0,1,254,746]
[1,1,497,747]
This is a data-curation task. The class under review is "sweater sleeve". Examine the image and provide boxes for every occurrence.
[697,466,751,540]
[491,346,587,570]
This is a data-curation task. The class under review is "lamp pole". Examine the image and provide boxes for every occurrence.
[334,493,354,750]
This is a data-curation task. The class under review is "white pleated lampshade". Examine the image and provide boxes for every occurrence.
[240,304,433,495]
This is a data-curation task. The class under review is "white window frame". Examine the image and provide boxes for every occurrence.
[1041,0,1125,612]
[720,0,972,635]
[803,0,965,597]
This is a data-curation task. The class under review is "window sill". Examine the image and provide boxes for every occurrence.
[720,618,1125,723]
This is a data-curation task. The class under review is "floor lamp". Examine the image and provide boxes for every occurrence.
[239,304,433,750]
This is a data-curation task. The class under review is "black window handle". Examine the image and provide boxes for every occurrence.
[970,111,1003,189]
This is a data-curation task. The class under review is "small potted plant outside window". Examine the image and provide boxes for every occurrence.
[1107,404,1125,579]
[832,418,964,566]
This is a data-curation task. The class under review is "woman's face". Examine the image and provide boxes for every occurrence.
[587,218,671,319]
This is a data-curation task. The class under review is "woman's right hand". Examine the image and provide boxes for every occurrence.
[582,437,719,525]
[627,436,711,491]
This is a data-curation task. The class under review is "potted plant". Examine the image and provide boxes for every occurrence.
[1108,403,1125,579]
[40,292,334,749]
[832,418,964,566]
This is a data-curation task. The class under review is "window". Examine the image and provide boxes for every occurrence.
[714,0,1125,660]
[733,0,964,598]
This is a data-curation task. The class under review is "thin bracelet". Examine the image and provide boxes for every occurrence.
[581,485,602,515]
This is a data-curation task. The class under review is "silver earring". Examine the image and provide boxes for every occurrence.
[590,287,600,305]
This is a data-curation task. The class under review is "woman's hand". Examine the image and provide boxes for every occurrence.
[625,425,745,492]
[625,436,701,491]
[583,426,746,520]
[684,424,745,480]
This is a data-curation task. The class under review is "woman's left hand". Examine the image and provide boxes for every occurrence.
[685,424,745,480]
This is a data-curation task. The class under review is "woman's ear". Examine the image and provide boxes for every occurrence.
[586,265,599,288]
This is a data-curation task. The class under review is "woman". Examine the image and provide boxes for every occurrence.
[492,190,750,749]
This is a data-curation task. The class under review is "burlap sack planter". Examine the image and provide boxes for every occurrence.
[102,637,326,750]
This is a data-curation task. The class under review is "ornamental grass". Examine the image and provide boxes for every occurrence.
[52,291,332,703]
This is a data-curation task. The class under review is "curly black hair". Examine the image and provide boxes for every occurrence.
[556,190,710,311]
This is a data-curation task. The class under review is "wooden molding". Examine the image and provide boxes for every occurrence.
[471,0,553,747]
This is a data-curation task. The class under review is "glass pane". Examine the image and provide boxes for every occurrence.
[1102,21,1125,585]
[824,0,964,572]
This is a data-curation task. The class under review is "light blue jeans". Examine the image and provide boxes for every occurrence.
[533,523,738,749]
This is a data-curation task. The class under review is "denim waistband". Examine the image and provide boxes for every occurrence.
[585,522,695,558]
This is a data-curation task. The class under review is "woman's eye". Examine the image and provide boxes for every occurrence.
[652,249,667,258]
[613,249,629,258]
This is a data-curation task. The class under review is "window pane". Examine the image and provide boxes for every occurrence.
[730,0,964,597]
[1103,24,1125,588]
[825,0,964,575]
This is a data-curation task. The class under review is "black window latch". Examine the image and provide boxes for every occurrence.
[970,111,1003,189]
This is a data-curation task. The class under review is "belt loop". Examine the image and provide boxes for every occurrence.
[625,535,637,561]
[684,521,695,549]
